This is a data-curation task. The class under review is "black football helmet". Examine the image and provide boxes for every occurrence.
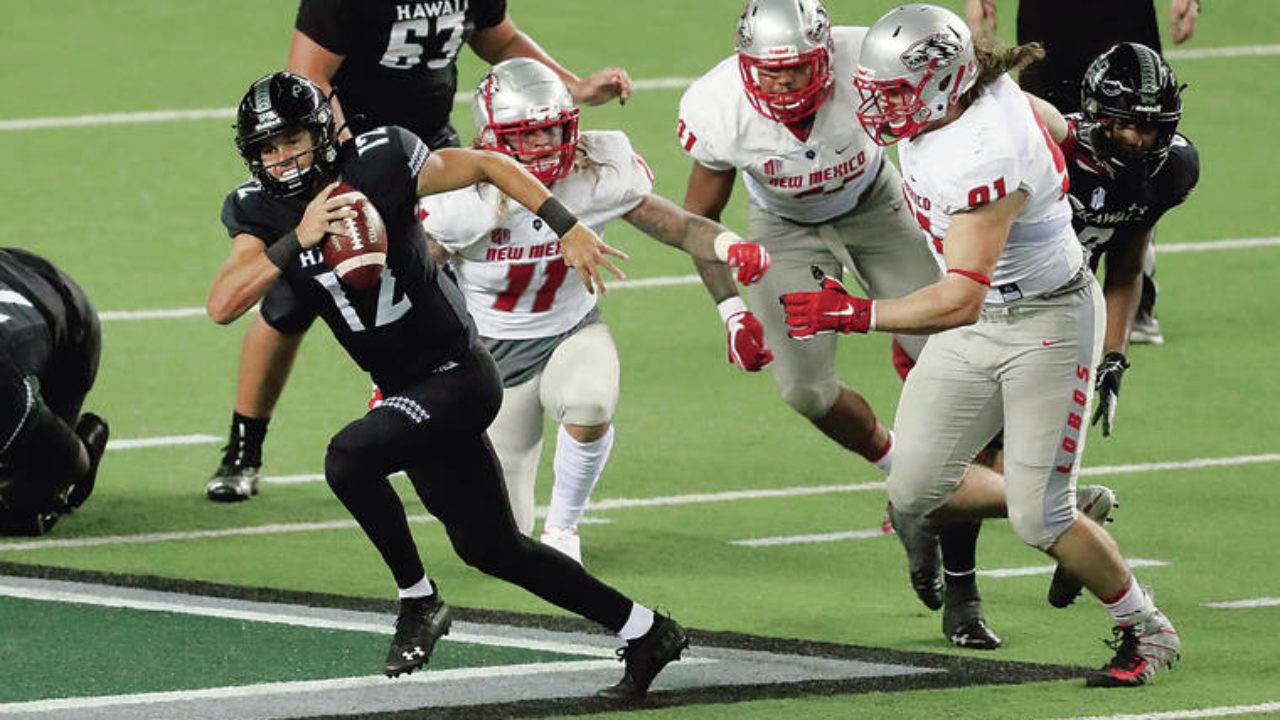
[1079,42,1184,176]
[235,72,338,198]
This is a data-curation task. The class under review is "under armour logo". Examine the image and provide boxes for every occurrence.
[401,647,426,661]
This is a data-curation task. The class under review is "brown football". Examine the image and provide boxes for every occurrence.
[322,182,387,290]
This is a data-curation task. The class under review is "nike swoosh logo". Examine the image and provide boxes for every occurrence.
[1042,339,1066,347]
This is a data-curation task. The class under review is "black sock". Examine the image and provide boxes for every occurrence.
[940,521,982,589]
[224,412,269,467]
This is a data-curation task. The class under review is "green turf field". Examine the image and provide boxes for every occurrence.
[3,0,1280,718]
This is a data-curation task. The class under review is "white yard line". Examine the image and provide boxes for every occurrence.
[1155,237,1280,253]
[0,582,614,657]
[731,528,887,547]
[3,45,1276,134]
[2,452,1277,553]
[979,558,1169,579]
[106,434,220,451]
[1202,598,1280,610]
[1166,44,1280,59]
[0,660,621,715]
[1037,701,1280,720]
[1079,454,1280,477]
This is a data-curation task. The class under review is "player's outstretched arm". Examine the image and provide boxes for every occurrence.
[416,149,628,294]
[622,193,770,285]
[469,15,631,106]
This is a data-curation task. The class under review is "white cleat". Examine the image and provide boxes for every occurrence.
[540,526,582,565]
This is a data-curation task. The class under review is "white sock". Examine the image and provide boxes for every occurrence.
[872,428,895,474]
[546,425,614,530]
[1104,575,1152,622]
[398,575,434,599]
[617,603,655,641]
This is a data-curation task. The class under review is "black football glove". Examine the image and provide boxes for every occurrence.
[1091,352,1130,437]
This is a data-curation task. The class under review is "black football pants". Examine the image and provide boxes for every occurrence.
[324,345,632,633]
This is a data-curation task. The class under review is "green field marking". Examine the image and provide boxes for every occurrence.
[0,571,1087,720]
[0,592,595,705]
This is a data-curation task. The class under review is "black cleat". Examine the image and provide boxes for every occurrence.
[205,462,260,502]
[598,613,690,701]
[384,587,453,678]
[65,413,109,510]
[887,503,944,610]
[942,583,1002,650]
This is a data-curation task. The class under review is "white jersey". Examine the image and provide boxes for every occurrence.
[421,130,653,339]
[677,27,884,225]
[899,75,1083,304]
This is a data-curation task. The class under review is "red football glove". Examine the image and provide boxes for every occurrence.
[726,242,771,285]
[725,310,773,371]
[368,384,383,410]
[782,276,874,338]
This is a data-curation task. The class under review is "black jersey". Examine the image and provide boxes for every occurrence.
[0,249,86,383]
[1,248,99,455]
[221,126,477,392]
[1016,0,1161,113]
[295,0,507,143]
[1061,116,1200,256]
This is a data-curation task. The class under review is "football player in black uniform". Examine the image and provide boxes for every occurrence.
[0,249,109,536]
[206,0,634,502]
[209,72,687,698]
[965,0,1199,347]
[1059,42,1199,436]
[965,0,1200,113]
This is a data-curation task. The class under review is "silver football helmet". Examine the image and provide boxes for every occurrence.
[473,58,580,184]
[853,4,978,145]
[735,0,834,123]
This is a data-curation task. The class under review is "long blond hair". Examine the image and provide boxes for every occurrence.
[958,37,1046,109]
[471,134,610,215]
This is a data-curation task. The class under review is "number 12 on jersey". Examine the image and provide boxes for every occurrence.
[494,261,570,313]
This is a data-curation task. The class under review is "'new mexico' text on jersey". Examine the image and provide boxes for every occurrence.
[420,131,653,339]
[221,126,477,392]
[899,75,1083,304]
[1060,116,1200,255]
[677,27,883,225]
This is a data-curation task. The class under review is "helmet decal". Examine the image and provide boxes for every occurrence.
[853,4,977,146]
[900,33,963,72]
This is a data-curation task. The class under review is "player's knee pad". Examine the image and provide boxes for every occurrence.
[778,380,838,420]
[886,477,948,517]
[1007,506,1061,551]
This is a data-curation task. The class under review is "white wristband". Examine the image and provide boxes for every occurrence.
[717,296,748,323]
[868,300,877,332]
[713,231,741,262]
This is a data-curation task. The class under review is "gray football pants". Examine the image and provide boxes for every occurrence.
[887,275,1106,550]
[745,162,942,419]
